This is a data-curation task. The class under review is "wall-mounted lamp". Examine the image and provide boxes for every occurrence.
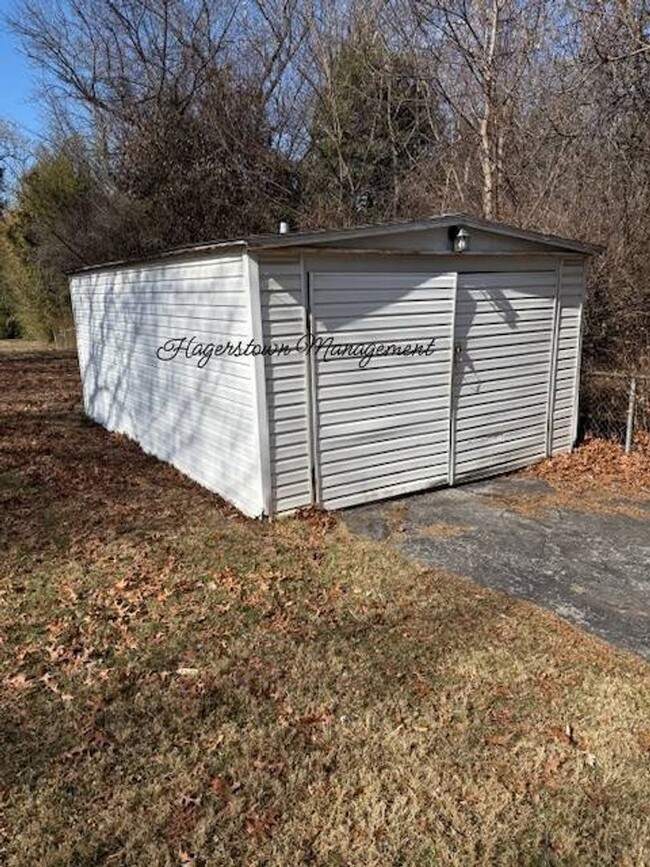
[451,226,470,253]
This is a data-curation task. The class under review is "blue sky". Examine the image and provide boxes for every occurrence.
[0,0,45,141]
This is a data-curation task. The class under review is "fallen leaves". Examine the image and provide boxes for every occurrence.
[209,775,232,801]
[524,433,650,498]
[2,348,650,867]
[3,674,31,691]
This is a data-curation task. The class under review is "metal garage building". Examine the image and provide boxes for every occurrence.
[70,214,599,517]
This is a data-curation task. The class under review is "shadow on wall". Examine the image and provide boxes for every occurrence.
[260,265,536,509]
[74,259,261,514]
[306,274,523,419]
[453,286,520,394]
[76,262,553,512]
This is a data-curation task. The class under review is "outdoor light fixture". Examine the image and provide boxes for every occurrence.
[452,226,470,253]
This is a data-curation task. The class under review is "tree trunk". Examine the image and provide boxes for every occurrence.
[479,0,500,219]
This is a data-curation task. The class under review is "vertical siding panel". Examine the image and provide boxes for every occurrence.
[571,264,586,446]
[69,253,265,517]
[545,259,563,456]
[447,273,459,485]
[302,256,319,507]
[552,258,586,454]
[260,259,312,514]
[245,253,272,516]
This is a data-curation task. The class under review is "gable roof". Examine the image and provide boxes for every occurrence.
[71,213,603,274]
[246,213,601,255]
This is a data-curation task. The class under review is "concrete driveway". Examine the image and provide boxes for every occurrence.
[343,477,650,660]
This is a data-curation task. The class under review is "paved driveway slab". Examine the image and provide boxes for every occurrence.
[343,477,650,660]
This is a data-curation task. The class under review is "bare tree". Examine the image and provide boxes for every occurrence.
[4,0,649,369]
[387,0,559,219]
[0,119,28,210]
[9,0,304,245]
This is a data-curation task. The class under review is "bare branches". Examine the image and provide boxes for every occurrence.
[2,0,649,363]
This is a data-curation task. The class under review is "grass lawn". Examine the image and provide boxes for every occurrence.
[1,345,649,866]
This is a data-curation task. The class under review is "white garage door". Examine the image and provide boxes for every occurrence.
[451,271,557,481]
[310,271,456,509]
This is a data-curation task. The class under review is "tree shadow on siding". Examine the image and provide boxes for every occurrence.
[74,258,260,514]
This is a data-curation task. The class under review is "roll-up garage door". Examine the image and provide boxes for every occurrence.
[310,271,456,509]
[451,271,557,481]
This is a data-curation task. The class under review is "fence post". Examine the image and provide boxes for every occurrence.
[625,376,637,454]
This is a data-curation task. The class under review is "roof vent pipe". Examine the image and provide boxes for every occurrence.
[278,220,290,235]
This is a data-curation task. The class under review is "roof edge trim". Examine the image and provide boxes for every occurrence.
[69,214,602,275]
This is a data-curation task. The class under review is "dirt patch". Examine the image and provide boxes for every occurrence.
[386,505,469,540]
[385,501,409,537]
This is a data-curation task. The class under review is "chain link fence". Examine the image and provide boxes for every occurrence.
[579,369,650,451]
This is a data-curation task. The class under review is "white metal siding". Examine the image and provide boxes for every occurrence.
[552,259,585,453]
[70,253,265,517]
[70,237,589,518]
[452,270,557,479]
[310,271,456,509]
[262,256,587,514]
[260,260,312,513]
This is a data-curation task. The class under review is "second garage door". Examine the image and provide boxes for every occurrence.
[451,270,558,481]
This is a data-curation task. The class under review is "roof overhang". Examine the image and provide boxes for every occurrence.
[249,214,602,256]
[70,213,602,275]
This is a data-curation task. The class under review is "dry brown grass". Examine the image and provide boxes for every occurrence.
[485,434,650,520]
[384,504,469,540]
[1,347,649,866]
[415,522,469,539]
[486,487,650,521]
[0,338,51,353]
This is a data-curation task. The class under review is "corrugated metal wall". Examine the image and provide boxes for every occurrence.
[70,253,266,517]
